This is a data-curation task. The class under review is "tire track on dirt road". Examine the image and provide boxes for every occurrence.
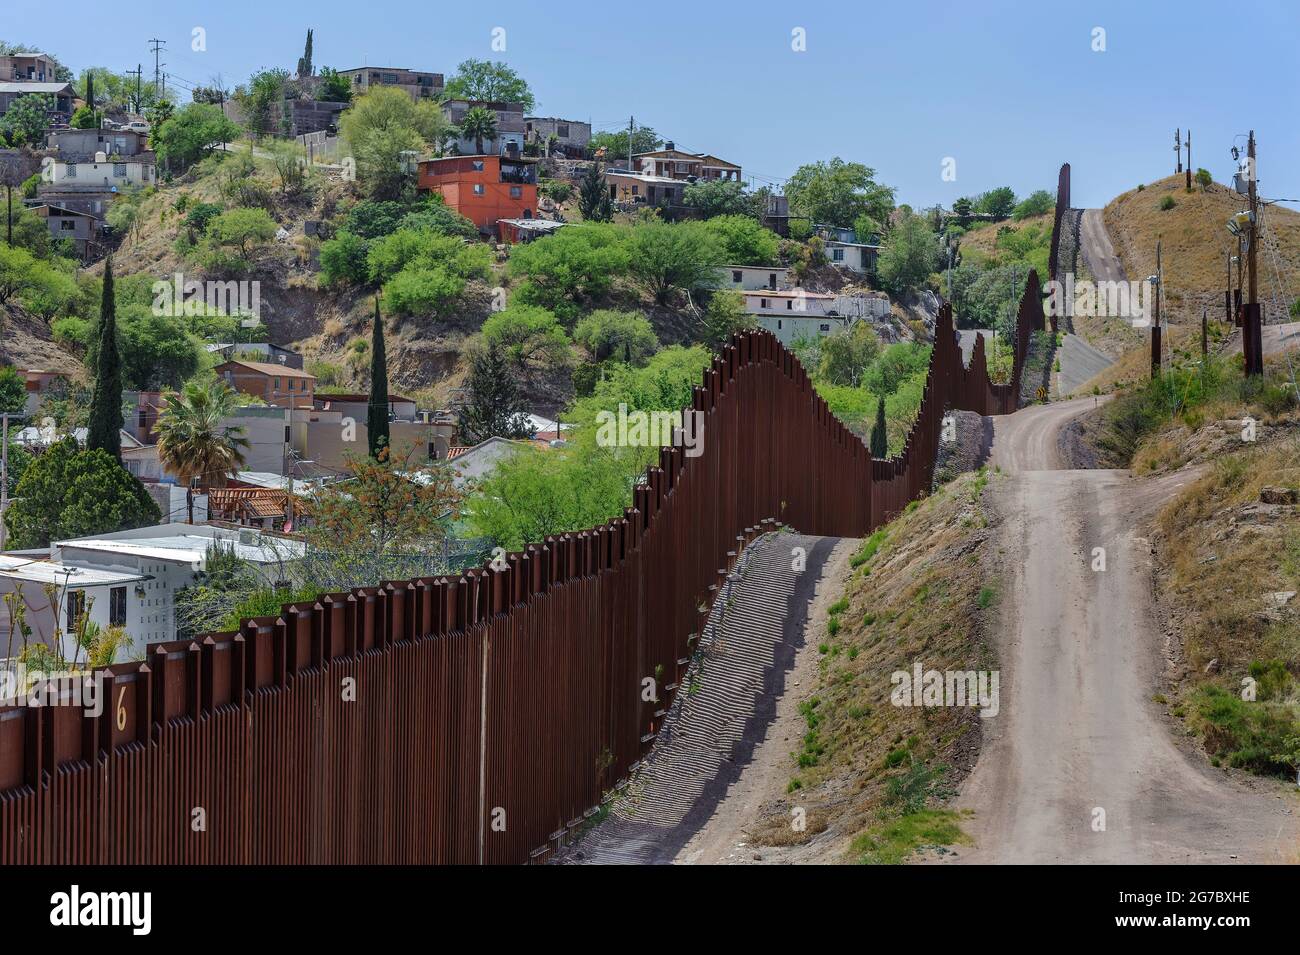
[955,396,1297,863]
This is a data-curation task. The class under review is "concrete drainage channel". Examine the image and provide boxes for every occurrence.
[557,530,840,864]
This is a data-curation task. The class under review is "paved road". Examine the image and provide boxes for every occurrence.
[959,396,1297,863]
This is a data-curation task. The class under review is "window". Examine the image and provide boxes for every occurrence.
[471,160,484,171]
[473,183,485,195]
[760,298,770,309]
[114,164,127,178]
[786,300,793,310]
[777,320,783,330]
[110,586,127,626]
[273,377,281,391]
[832,248,845,261]
[820,323,831,332]
[66,590,86,630]
[510,185,522,198]
[557,124,570,138]
[631,185,639,196]
[732,270,743,283]
[60,219,77,231]
[65,164,76,178]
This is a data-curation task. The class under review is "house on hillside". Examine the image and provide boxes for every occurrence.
[444,99,526,157]
[416,154,538,236]
[0,80,74,124]
[215,360,317,409]
[603,169,685,208]
[337,66,444,101]
[629,143,741,182]
[0,52,59,83]
[205,342,304,369]
[524,116,591,158]
[720,265,790,291]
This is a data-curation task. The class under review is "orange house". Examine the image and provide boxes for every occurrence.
[416,155,538,236]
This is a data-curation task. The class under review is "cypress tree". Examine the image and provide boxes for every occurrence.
[869,396,888,458]
[87,257,123,461]
[367,296,390,459]
[85,71,96,127]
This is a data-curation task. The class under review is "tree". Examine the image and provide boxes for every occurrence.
[459,105,498,155]
[368,298,390,459]
[1012,189,1054,220]
[155,381,251,522]
[317,67,352,104]
[573,310,658,364]
[870,397,888,458]
[86,258,123,461]
[458,341,534,443]
[876,211,940,295]
[152,103,241,170]
[0,364,26,413]
[818,322,882,387]
[628,221,725,305]
[698,290,755,347]
[297,29,314,79]
[506,223,629,319]
[0,240,41,305]
[207,207,277,259]
[443,59,535,112]
[339,87,451,199]
[683,179,752,219]
[952,197,974,217]
[3,438,160,549]
[0,148,40,245]
[589,126,662,160]
[703,214,779,265]
[233,69,288,140]
[0,94,52,147]
[482,305,574,372]
[319,231,370,287]
[974,186,1017,218]
[785,158,895,230]
[578,162,613,222]
[305,448,464,555]
[1195,168,1213,191]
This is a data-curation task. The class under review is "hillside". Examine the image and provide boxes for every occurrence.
[1104,173,1300,325]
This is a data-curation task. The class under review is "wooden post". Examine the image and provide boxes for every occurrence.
[1151,241,1162,379]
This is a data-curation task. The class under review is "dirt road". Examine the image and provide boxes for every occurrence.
[959,396,1297,863]
[1078,209,1126,283]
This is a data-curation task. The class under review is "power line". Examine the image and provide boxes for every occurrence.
[148,38,166,98]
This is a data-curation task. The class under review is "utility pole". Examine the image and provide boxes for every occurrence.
[1245,130,1262,376]
[1201,307,1208,359]
[125,64,143,114]
[149,38,166,99]
[627,115,634,173]
[1185,129,1192,190]
[1174,128,1182,174]
[1151,241,1162,379]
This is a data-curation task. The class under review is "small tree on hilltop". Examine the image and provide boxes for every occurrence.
[578,163,613,222]
[86,257,123,461]
[458,341,534,444]
[870,397,888,458]
[367,297,391,459]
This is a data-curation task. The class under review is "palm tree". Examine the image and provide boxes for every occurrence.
[460,106,498,155]
[155,381,251,522]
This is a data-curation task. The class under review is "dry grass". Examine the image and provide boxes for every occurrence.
[1104,174,1300,324]
[957,213,1052,264]
[1152,437,1300,775]
[749,470,998,860]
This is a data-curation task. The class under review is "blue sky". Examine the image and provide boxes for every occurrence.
[10,0,1299,210]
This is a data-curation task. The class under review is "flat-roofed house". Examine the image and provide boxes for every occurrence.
[337,66,443,101]
[416,154,538,235]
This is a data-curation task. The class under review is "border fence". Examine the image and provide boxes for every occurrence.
[0,180,1061,865]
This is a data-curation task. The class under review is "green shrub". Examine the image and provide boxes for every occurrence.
[1159,195,1176,211]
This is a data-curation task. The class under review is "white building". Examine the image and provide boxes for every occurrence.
[720,265,790,291]
[0,524,307,662]
[823,238,879,274]
[46,155,156,189]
